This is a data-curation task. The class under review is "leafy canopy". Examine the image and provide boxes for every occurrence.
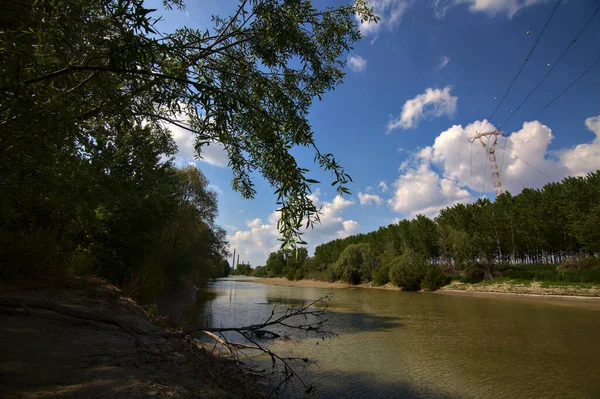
[1,0,378,249]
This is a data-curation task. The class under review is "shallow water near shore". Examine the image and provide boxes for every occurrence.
[173,276,600,398]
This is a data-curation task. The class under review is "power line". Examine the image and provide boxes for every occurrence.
[504,149,554,181]
[488,0,562,123]
[499,4,600,130]
[533,53,600,119]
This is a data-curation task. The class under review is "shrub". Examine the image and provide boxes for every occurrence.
[421,265,450,291]
[293,268,304,281]
[388,249,426,290]
[372,263,390,286]
[334,243,374,284]
[284,267,296,281]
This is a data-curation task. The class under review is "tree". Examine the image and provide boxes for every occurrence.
[334,243,374,284]
[266,251,286,276]
[388,248,426,290]
[234,262,252,276]
[1,0,378,255]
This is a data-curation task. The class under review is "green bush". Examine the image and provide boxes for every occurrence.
[560,268,600,284]
[421,265,450,291]
[388,249,426,290]
[293,268,304,281]
[334,243,374,284]
[306,269,334,282]
[372,263,390,286]
[284,267,296,281]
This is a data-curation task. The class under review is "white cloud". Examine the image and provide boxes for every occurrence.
[207,184,223,196]
[560,115,600,176]
[359,0,548,31]
[461,0,549,18]
[436,55,450,70]
[432,0,550,18]
[387,114,600,218]
[169,122,229,167]
[227,190,358,265]
[347,54,367,72]
[388,86,458,131]
[356,0,412,36]
[358,192,384,206]
[379,181,388,192]
[339,220,360,238]
[387,162,471,217]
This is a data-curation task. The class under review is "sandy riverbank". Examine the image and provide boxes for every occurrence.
[255,277,402,291]
[0,278,263,398]
[437,281,600,300]
[253,277,600,301]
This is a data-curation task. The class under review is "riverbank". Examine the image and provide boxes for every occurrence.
[437,280,600,298]
[0,278,263,398]
[254,277,600,300]
[256,277,402,291]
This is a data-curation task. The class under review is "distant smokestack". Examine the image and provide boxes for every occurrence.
[232,249,236,270]
[237,254,240,267]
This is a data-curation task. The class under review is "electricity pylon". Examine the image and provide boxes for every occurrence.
[468,130,505,196]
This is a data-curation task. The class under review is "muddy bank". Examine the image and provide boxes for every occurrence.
[0,278,263,399]
[254,277,600,301]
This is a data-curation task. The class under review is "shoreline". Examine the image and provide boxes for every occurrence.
[253,277,600,301]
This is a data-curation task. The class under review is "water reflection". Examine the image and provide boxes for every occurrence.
[162,277,600,399]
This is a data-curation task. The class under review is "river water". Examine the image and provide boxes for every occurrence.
[164,277,600,398]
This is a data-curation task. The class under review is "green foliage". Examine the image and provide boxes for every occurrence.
[266,251,286,276]
[388,249,426,290]
[0,0,378,291]
[334,243,375,284]
[421,265,450,291]
[310,172,600,290]
[285,267,296,281]
[372,263,391,286]
[252,266,267,278]
[293,268,304,281]
[232,263,252,276]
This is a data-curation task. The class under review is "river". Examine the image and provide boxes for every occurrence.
[161,276,600,398]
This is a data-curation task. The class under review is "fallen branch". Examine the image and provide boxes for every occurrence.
[196,294,336,396]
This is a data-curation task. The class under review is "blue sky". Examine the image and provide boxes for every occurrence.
[148,0,600,266]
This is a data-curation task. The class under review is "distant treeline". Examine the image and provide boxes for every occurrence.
[253,172,600,290]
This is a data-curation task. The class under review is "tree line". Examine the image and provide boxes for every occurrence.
[254,172,600,290]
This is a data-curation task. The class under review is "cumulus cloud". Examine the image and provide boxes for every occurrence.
[560,115,600,176]
[227,190,358,265]
[358,192,384,206]
[432,0,550,18]
[387,162,471,217]
[436,55,450,70]
[356,0,412,36]
[169,122,229,167]
[379,181,389,192]
[348,54,367,72]
[388,86,458,131]
[387,114,600,218]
